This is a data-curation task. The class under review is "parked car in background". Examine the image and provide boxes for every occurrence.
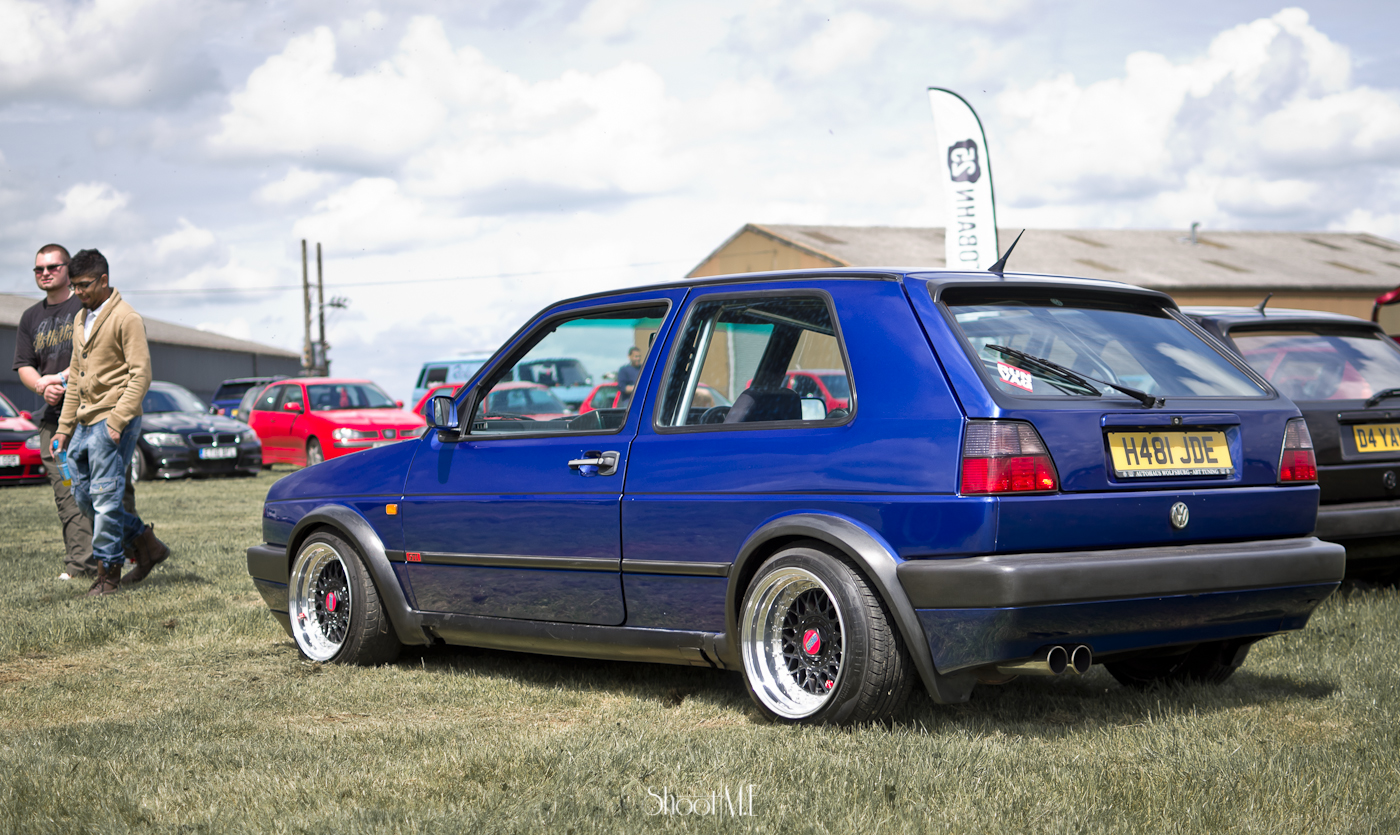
[412,384,461,420]
[130,381,263,481]
[1188,306,1400,580]
[578,382,730,414]
[249,267,1345,726]
[0,391,44,485]
[1373,284,1400,342]
[784,369,851,412]
[512,357,593,411]
[247,377,426,467]
[209,376,287,417]
[477,381,572,421]
[231,383,270,423]
[411,354,491,405]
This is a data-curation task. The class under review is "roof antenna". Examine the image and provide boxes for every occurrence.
[1255,292,1273,315]
[988,230,1025,274]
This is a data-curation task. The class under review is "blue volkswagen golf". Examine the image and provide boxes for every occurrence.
[247,269,1344,725]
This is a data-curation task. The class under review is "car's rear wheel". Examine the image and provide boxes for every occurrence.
[305,438,324,467]
[288,531,400,665]
[739,542,913,725]
[1105,638,1255,688]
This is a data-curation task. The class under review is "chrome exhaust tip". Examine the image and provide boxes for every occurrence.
[995,645,1069,677]
[1066,644,1092,675]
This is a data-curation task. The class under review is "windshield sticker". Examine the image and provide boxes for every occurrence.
[997,361,1034,392]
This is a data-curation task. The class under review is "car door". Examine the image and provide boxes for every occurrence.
[398,289,686,625]
[249,384,294,462]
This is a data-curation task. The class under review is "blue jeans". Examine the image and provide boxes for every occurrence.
[70,417,145,570]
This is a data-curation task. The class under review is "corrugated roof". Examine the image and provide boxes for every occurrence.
[720,225,1400,292]
[0,292,299,357]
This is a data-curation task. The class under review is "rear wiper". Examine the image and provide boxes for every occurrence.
[1365,388,1400,408]
[984,344,1163,409]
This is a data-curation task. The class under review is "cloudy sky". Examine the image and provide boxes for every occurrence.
[3,0,1399,400]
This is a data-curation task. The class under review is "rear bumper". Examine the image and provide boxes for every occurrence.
[896,536,1344,673]
[1314,500,1400,541]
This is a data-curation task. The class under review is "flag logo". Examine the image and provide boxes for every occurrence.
[947,139,981,183]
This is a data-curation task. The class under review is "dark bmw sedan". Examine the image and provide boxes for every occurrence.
[1187,306,1400,580]
[132,381,262,481]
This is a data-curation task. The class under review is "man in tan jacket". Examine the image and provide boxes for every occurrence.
[53,249,170,596]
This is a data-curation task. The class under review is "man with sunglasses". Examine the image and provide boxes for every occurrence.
[52,249,169,596]
[12,244,106,580]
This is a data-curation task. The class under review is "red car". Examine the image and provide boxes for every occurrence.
[783,369,851,412]
[247,378,426,467]
[477,381,571,420]
[412,383,461,419]
[578,382,730,414]
[0,391,45,485]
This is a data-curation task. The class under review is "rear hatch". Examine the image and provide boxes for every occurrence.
[913,278,1316,552]
[1225,324,1400,504]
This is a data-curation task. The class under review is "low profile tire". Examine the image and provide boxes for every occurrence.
[739,542,914,725]
[129,448,150,482]
[288,531,401,665]
[305,438,324,467]
[1105,638,1256,688]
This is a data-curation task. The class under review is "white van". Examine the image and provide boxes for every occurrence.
[411,354,493,404]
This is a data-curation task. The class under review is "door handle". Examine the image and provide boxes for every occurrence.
[568,450,620,476]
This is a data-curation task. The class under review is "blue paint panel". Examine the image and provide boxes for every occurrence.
[400,493,621,558]
[916,583,1335,672]
[266,440,415,502]
[623,495,995,563]
[622,574,727,630]
[994,486,1319,552]
[407,564,625,624]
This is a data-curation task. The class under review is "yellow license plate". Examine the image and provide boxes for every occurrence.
[1107,431,1233,478]
[1353,424,1400,453]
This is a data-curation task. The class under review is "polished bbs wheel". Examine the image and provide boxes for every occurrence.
[288,531,401,665]
[740,542,913,725]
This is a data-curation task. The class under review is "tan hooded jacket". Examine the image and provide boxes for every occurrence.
[56,289,151,436]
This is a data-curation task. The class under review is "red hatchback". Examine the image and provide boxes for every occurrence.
[247,378,426,467]
[0,391,44,485]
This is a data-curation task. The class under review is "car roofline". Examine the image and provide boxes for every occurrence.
[1182,305,1381,329]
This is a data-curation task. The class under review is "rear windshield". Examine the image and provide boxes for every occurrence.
[1230,329,1400,401]
[212,382,259,402]
[144,387,206,413]
[944,290,1267,400]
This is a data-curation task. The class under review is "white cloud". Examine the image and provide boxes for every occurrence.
[0,0,218,106]
[291,177,481,252]
[154,218,217,259]
[875,0,1032,24]
[255,167,339,204]
[40,182,132,238]
[993,7,1400,228]
[788,12,891,79]
[570,0,649,40]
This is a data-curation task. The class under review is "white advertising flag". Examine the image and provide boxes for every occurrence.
[928,88,999,270]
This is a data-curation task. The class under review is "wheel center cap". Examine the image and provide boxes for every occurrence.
[802,628,822,655]
[325,592,338,612]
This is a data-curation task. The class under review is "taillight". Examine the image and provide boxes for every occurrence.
[1278,418,1317,483]
[961,421,1059,494]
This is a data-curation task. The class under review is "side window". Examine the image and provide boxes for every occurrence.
[254,385,285,411]
[468,304,667,436]
[283,385,305,409]
[656,295,853,428]
[425,366,448,385]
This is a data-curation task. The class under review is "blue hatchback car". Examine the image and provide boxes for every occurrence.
[248,269,1345,725]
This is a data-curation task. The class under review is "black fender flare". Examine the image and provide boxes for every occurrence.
[724,512,975,704]
[288,505,431,646]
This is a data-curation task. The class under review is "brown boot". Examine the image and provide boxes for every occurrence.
[86,563,120,596]
[123,524,171,584]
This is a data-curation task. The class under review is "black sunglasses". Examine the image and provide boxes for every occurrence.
[33,263,68,274]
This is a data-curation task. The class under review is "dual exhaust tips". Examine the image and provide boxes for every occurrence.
[996,644,1093,677]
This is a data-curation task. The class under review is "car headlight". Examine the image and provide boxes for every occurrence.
[24,434,41,450]
[331,428,379,441]
[142,432,188,447]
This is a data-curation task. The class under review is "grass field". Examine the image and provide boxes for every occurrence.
[2,471,1398,834]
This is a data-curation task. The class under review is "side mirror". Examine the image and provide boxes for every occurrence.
[430,394,465,442]
[19,410,32,421]
[800,398,827,421]
[396,400,404,409]
[283,401,303,412]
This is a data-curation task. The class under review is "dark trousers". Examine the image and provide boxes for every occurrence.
[39,422,135,576]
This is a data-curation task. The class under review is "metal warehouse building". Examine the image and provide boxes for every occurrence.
[691,225,1400,319]
[1,292,300,413]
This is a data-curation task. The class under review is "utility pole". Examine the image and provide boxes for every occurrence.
[300,239,313,376]
[316,243,329,376]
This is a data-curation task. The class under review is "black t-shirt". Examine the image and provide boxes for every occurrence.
[12,294,84,424]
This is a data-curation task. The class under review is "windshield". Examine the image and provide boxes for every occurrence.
[307,383,396,411]
[1231,329,1400,401]
[212,382,260,402]
[0,396,17,418]
[945,291,1267,399]
[485,386,567,415]
[144,386,207,413]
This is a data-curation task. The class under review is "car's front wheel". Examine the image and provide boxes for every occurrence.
[305,438,324,467]
[739,542,913,725]
[1105,638,1255,688]
[288,531,401,665]
[129,448,150,482]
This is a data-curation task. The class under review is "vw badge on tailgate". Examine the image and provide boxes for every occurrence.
[1170,502,1190,530]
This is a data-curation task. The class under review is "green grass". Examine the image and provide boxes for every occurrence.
[2,472,1399,833]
